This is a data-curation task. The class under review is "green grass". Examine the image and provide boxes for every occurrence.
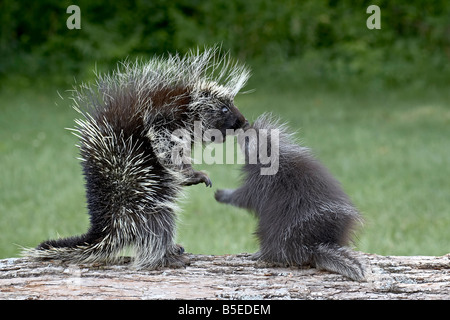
[1,81,449,259]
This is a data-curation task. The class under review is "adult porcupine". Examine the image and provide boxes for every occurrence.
[25,47,250,269]
[215,113,366,281]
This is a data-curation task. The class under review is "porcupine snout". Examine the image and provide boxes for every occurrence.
[229,103,248,130]
[232,117,248,131]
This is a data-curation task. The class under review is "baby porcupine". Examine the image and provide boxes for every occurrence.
[215,113,366,281]
[25,47,250,269]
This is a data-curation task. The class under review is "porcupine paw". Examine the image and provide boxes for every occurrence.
[214,189,233,203]
[250,251,291,268]
[174,243,185,255]
[163,246,190,268]
[249,251,262,261]
[250,251,281,267]
[184,171,212,187]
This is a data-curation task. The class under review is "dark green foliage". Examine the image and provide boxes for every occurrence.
[1,1,449,87]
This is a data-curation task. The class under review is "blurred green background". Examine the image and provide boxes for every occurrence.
[1,0,449,259]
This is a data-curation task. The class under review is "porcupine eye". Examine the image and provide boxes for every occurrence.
[221,106,229,114]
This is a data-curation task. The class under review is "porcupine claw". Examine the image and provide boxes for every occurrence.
[199,172,212,188]
[204,175,212,188]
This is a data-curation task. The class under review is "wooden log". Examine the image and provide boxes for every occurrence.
[0,253,448,300]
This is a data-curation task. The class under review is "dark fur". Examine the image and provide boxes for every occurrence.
[28,49,249,269]
[215,114,366,280]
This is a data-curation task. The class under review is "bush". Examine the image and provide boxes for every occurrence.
[1,0,449,88]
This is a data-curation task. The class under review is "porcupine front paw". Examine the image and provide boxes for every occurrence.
[184,170,212,187]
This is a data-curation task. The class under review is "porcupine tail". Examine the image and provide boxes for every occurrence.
[312,243,366,281]
[23,231,121,265]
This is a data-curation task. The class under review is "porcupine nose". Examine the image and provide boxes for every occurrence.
[234,118,249,130]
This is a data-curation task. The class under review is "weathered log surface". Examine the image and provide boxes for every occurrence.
[0,253,448,300]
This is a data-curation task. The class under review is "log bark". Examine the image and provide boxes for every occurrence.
[0,253,448,300]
